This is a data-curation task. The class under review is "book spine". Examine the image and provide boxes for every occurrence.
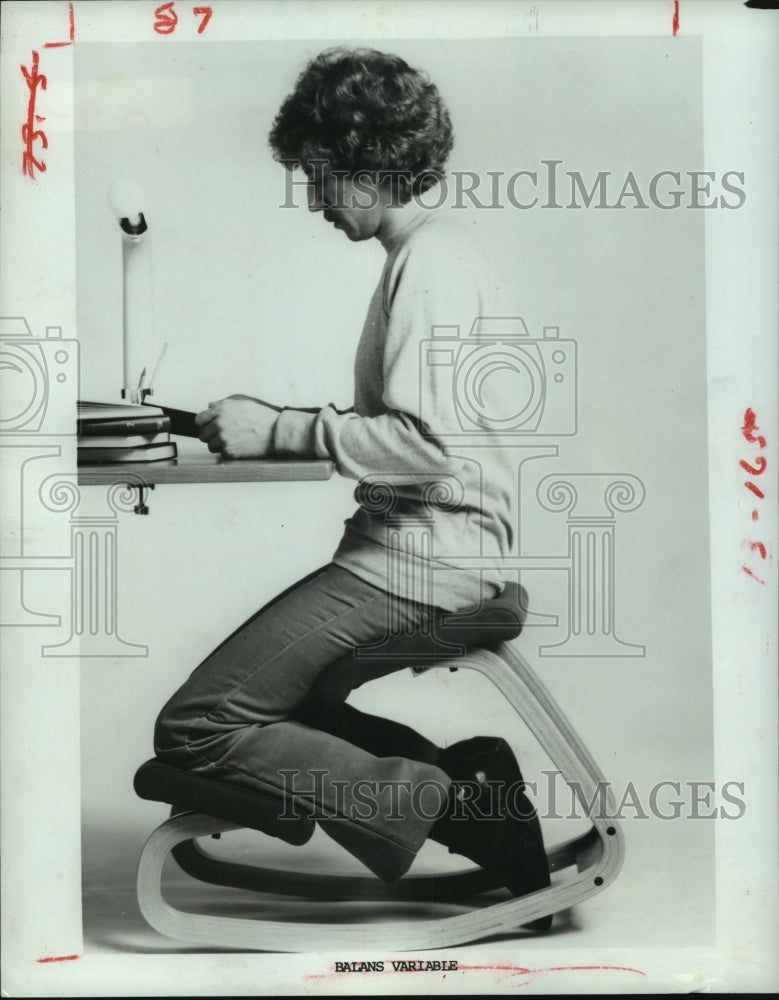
[77,442,178,464]
[77,432,169,449]
[77,416,171,436]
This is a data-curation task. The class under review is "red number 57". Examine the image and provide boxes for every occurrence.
[154,4,212,35]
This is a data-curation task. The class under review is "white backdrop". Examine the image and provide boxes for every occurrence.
[74,30,714,937]
[2,1,776,995]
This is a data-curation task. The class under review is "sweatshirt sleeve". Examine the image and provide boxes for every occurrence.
[272,222,500,481]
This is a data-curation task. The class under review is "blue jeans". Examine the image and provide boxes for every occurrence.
[154,564,452,882]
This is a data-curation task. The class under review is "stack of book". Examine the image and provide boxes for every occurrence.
[77,401,178,464]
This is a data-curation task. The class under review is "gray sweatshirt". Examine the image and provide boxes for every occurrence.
[272,207,516,611]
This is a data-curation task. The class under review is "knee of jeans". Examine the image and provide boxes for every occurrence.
[154,695,198,755]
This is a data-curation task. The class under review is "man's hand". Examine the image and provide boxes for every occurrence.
[195,395,280,458]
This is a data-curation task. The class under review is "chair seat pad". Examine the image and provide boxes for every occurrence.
[355,581,528,669]
[134,758,315,846]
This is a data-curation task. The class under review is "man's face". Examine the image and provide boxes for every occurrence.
[305,164,390,242]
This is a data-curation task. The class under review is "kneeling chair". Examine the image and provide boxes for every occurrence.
[134,582,624,951]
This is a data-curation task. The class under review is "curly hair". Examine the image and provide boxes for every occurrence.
[268,48,454,203]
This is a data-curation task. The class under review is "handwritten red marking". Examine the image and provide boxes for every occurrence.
[445,963,645,987]
[742,564,766,586]
[740,456,767,476]
[36,954,80,964]
[193,6,213,33]
[308,963,645,985]
[459,963,645,976]
[672,0,680,35]
[154,1,179,34]
[44,2,75,47]
[741,408,769,584]
[21,51,47,179]
[742,407,766,448]
[744,481,765,499]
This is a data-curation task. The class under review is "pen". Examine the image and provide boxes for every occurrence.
[146,342,169,396]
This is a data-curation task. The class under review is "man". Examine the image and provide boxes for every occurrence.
[154,47,550,908]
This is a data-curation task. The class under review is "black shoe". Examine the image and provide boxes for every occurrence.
[440,735,528,799]
[431,736,552,931]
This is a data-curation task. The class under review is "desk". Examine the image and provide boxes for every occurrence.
[77,438,334,487]
[50,439,335,657]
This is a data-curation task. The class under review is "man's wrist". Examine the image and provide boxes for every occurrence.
[273,407,320,457]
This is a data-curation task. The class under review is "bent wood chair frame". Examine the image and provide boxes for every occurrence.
[136,641,625,952]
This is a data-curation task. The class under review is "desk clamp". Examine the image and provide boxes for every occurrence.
[131,483,154,516]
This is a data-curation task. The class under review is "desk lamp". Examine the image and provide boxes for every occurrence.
[107,179,157,404]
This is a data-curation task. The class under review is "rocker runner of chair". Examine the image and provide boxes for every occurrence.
[134,582,624,951]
